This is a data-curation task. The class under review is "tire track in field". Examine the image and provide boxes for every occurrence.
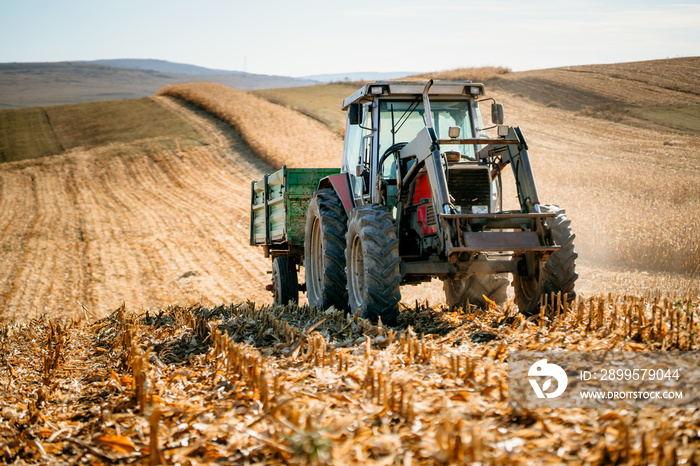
[106,131,261,301]
[0,98,276,321]
[71,106,273,312]
[0,161,89,317]
[110,152,231,304]
[74,155,166,309]
[151,97,274,291]
[133,150,259,290]
[0,170,42,316]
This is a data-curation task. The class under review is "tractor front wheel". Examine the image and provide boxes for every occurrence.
[304,189,348,311]
[513,204,578,315]
[346,204,401,325]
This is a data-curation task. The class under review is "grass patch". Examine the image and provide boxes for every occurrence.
[46,98,206,150]
[0,98,207,163]
[253,83,358,135]
[576,103,700,134]
[630,104,700,134]
[0,107,64,163]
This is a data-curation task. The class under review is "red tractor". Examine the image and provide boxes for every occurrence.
[251,80,577,324]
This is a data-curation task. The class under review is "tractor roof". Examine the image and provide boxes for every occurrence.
[342,81,485,110]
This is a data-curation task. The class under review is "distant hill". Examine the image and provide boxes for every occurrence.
[87,58,245,76]
[301,71,418,83]
[0,61,317,108]
[489,57,700,134]
[491,57,700,110]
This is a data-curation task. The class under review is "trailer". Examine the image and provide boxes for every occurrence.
[250,166,340,304]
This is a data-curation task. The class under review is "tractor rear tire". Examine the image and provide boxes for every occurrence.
[304,189,348,311]
[346,204,401,326]
[513,205,578,316]
[272,256,298,305]
[443,274,509,310]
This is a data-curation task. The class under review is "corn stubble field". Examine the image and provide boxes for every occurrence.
[1,59,700,464]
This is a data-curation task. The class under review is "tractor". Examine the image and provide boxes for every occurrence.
[251,80,577,324]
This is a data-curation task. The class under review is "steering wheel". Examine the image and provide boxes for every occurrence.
[379,142,409,170]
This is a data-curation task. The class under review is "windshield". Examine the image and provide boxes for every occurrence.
[378,99,476,172]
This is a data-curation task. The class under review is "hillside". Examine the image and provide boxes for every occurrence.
[491,57,700,134]
[258,58,700,136]
[254,82,361,135]
[0,87,345,322]
[0,97,270,322]
[0,61,316,109]
[88,58,246,75]
[0,98,206,163]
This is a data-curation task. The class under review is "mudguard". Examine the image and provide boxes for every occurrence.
[319,172,355,215]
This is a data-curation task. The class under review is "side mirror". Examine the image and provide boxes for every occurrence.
[491,103,504,125]
[348,103,362,125]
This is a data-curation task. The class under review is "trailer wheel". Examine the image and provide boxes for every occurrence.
[513,205,578,316]
[443,274,509,310]
[304,189,348,311]
[346,204,401,326]
[272,256,298,305]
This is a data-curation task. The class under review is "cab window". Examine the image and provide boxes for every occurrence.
[378,100,475,177]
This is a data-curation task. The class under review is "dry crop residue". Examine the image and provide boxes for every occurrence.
[157,82,343,170]
[1,296,698,464]
[0,97,273,321]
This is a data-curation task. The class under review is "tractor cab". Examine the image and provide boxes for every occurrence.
[342,81,502,217]
[341,81,492,209]
[340,81,507,250]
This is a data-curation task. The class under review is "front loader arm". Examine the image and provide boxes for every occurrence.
[486,126,541,213]
[399,127,453,216]
[396,80,455,252]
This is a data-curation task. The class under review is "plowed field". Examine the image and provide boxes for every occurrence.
[0,97,275,322]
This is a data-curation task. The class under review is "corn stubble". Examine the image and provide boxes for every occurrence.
[1,295,698,464]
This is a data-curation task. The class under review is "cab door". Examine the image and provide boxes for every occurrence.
[341,103,372,202]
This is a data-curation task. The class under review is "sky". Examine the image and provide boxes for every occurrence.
[1,0,699,77]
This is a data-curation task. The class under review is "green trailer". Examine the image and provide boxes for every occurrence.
[250,166,340,304]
